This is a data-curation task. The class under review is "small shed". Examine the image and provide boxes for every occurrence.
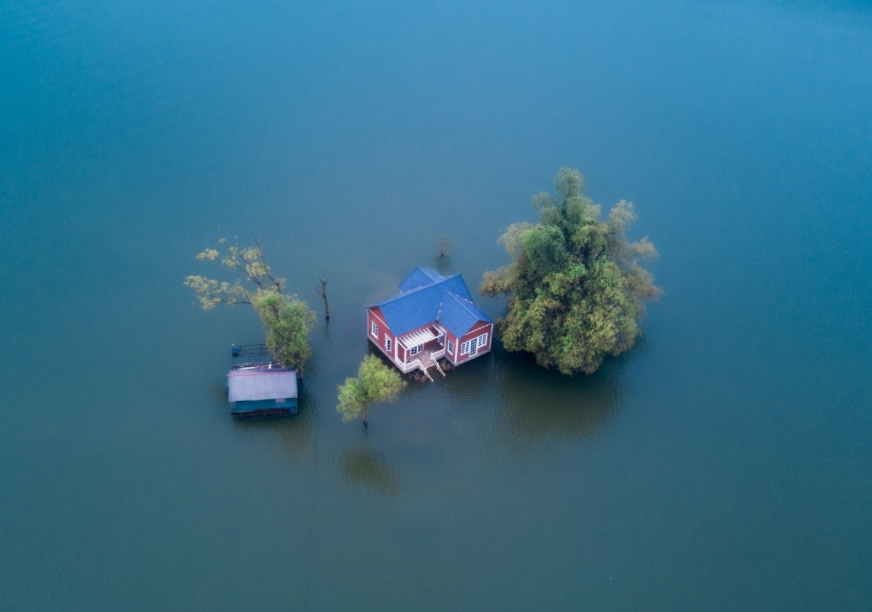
[227,366,298,418]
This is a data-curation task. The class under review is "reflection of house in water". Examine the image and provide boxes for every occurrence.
[227,344,298,418]
[366,267,494,381]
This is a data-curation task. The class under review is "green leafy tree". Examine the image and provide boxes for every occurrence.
[253,293,316,368]
[481,168,660,375]
[185,238,316,368]
[337,355,407,426]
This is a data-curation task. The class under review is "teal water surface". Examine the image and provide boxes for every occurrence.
[2,0,872,610]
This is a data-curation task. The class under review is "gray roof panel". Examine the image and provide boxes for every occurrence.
[227,369,298,403]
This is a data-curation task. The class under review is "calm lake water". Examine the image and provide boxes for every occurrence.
[2,0,872,609]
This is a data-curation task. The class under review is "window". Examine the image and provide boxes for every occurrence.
[410,344,424,356]
[385,337,392,352]
[447,341,454,356]
[460,333,488,357]
[371,322,378,338]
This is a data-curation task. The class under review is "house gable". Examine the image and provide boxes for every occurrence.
[437,291,493,338]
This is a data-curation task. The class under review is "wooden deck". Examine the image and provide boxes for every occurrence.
[409,347,441,365]
[398,346,446,381]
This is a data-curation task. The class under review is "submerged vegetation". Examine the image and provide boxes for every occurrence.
[185,239,316,368]
[337,355,407,426]
[436,235,453,257]
[481,168,660,375]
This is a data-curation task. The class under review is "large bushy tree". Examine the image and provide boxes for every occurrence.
[481,168,660,375]
[337,355,407,426]
[185,239,316,368]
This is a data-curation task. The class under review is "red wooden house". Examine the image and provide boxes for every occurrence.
[365,268,494,380]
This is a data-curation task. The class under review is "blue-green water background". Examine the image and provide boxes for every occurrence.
[2,0,871,609]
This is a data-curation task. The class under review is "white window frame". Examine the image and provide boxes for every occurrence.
[410,343,424,356]
[385,337,392,352]
[447,340,455,356]
[460,334,488,357]
[371,322,378,338]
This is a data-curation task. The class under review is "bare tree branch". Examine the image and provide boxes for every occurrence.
[315,277,329,318]
[254,237,282,293]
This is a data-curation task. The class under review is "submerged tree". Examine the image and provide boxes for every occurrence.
[337,355,407,426]
[315,277,330,319]
[185,239,316,368]
[436,235,453,257]
[481,168,660,375]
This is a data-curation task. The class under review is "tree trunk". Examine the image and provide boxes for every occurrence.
[315,278,330,319]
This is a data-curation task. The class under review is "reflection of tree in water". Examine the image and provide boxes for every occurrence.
[441,341,641,450]
[493,342,637,449]
[339,446,401,496]
[230,382,317,459]
[431,253,453,276]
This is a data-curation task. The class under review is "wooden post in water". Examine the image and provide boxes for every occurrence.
[315,277,330,319]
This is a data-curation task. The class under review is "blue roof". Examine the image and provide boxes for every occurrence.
[438,292,493,337]
[398,267,445,292]
[369,268,494,337]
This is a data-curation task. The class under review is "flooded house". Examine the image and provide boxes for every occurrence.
[365,267,494,381]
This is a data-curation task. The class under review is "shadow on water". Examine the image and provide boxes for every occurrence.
[431,255,454,276]
[338,444,402,496]
[469,341,635,453]
[338,328,639,459]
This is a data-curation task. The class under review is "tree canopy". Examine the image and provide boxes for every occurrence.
[185,239,316,368]
[337,355,407,425]
[254,292,316,368]
[481,168,660,375]
[185,238,285,309]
